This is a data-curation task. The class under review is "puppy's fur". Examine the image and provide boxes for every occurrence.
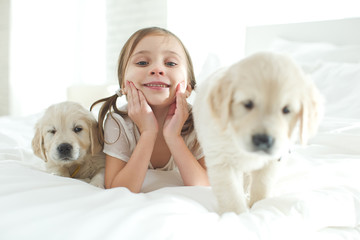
[32,101,105,188]
[193,52,323,214]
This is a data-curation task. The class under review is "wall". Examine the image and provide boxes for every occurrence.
[7,0,167,116]
[0,0,10,116]
[105,0,167,84]
[167,0,360,85]
[167,0,246,84]
[5,0,360,116]
[9,0,106,116]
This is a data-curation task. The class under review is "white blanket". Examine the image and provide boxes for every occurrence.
[0,112,360,240]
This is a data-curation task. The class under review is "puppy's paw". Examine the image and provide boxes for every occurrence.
[79,178,91,183]
[48,166,71,178]
[90,168,105,189]
[89,169,105,188]
[90,179,105,189]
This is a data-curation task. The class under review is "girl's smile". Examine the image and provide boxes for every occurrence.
[143,81,171,89]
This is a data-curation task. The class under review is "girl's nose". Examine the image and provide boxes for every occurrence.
[151,70,164,76]
[150,67,164,76]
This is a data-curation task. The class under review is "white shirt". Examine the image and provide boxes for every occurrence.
[103,105,204,171]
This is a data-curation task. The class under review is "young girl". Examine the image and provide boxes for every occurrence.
[91,27,209,192]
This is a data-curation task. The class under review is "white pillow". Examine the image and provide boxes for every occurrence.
[270,38,360,71]
[270,38,360,119]
[310,62,360,119]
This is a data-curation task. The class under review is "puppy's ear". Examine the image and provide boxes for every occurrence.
[31,123,47,162]
[207,74,234,129]
[89,119,103,155]
[299,80,324,144]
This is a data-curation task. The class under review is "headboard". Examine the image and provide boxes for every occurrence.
[245,17,360,56]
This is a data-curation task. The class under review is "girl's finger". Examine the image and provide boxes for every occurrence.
[176,87,188,117]
[182,92,188,110]
[167,102,176,116]
[180,81,186,93]
[138,90,148,108]
[176,91,185,115]
[130,82,140,106]
[122,82,128,95]
[126,81,133,103]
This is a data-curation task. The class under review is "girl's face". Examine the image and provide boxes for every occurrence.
[124,35,190,107]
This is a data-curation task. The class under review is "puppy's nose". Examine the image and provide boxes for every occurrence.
[57,143,73,157]
[252,134,275,151]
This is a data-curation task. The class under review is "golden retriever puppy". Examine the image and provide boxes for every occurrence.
[32,101,105,188]
[193,52,323,214]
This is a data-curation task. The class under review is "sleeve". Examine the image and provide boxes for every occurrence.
[103,113,134,162]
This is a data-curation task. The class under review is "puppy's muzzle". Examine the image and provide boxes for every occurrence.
[252,134,275,152]
[57,143,73,159]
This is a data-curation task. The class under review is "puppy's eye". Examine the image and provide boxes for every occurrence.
[243,100,254,110]
[47,129,56,134]
[282,106,290,114]
[73,127,83,133]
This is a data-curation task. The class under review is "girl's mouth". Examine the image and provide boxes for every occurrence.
[143,83,170,88]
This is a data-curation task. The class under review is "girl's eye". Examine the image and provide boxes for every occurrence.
[165,62,177,67]
[73,127,83,133]
[136,61,148,66]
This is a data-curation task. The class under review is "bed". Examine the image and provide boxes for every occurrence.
[1,18,360,240]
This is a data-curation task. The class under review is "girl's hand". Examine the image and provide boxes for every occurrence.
[163,82,189,143]
[126,81,158,135]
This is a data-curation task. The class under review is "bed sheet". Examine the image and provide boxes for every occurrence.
[0,111,360,240]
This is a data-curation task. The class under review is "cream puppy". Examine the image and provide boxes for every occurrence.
[193,52,323,214]
[32,101,105,188]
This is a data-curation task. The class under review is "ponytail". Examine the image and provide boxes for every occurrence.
[90,94,127,145]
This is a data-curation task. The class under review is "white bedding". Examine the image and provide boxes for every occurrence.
[1,113,360,240]
[2,29,360,240]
